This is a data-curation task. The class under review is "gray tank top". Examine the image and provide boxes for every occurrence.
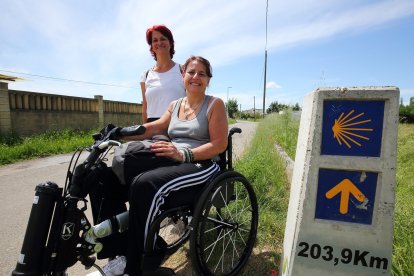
[168,95,214,150]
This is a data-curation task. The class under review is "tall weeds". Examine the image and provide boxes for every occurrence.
[0,129,96,165]
[235,113,296,267]
[392,124,414,275]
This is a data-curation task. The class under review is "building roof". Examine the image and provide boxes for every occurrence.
[0,74,24,82]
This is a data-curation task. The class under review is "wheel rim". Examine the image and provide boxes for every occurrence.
[194,175,258,275]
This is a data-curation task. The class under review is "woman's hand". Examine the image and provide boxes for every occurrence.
[150,141,184,162]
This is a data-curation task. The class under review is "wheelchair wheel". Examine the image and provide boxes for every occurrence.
[190,171,258,276]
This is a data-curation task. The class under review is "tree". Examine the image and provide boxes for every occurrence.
[226,98,239,119]
[399,104,414,123]
[266,101,289,114]
[293,103,301,111]
[267,101,280,113]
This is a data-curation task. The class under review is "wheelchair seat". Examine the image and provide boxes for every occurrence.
[143,127,259,275]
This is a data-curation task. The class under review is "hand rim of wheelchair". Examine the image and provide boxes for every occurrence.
[145,170,258,276]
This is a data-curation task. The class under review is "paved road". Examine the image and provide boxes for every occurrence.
[0,121,257,276]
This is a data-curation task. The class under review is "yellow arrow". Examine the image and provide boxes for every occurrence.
[325,178,365,214]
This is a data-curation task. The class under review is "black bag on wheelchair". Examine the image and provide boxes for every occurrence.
[112,135,177,186]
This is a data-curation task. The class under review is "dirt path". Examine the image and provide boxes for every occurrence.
[230,121,258,160]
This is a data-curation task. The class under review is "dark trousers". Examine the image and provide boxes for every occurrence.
[125,160,220,276]
[88,159,220,275]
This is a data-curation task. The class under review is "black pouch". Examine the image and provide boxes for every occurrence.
[112,135,175,185]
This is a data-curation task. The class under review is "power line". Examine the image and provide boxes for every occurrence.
[0,69,138,89]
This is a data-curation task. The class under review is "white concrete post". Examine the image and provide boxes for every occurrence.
[281,87,399,276]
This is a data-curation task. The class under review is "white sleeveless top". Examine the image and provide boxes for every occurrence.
[140,63,185,118]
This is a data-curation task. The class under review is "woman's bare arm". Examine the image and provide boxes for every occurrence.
[191,98,228,160]
[140,82,148,123]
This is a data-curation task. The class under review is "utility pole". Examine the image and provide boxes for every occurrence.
[262,0,269,119]
[263,50,267,118]
[226,86,232,117]
[254,96,256,122]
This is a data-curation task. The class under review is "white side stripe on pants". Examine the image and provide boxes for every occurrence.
[144,162,220,247]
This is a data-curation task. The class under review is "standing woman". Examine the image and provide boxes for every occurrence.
[140,25,185,123]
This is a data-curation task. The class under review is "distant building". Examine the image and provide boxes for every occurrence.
[243,108,263,115]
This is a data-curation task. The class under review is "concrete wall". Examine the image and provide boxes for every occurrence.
[0,82,142,136]
[0,82,12,134]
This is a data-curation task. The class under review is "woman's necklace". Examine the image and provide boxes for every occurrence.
[184,97,204,120]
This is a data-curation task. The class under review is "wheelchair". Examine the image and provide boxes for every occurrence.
[12,124,258,276]
[144,127,259,275]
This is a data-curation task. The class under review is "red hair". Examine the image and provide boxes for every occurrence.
[146,25,175,60]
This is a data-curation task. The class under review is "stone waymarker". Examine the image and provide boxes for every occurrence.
[281,87,399,276]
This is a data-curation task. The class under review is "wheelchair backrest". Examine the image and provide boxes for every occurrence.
[217,127,242,171]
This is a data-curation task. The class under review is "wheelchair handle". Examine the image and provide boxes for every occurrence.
[86,125,146,165]
[229,127,242,136]
[98,140,121,149]
[227,127,242,170]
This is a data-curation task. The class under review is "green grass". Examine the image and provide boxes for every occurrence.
[392,124,414,275]
[236,113,414,275]
[262,111,299,159]
[227,118,237,125]
[0,129,96,165]
[0,119,238,166]
[235,113,293,273]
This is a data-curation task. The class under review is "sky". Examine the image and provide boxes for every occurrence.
[1,0,414,111]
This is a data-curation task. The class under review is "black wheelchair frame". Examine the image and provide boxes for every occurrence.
[144,127,259,275]
[12,125,258,276]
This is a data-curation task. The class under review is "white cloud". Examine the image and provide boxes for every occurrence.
[1,0,414,105]
[266,81,281,89]
[266,1,414,51]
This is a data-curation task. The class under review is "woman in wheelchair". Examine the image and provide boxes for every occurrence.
[89,56,228,276]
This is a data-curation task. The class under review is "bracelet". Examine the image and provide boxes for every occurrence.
[179,149,186,163]
[187,148,194,162]
[184,148,190,163]
[179,147,194,163]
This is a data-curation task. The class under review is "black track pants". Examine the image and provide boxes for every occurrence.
[125,160,220,275]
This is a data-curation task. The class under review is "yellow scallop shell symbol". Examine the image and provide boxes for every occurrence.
[332,110,373,148]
